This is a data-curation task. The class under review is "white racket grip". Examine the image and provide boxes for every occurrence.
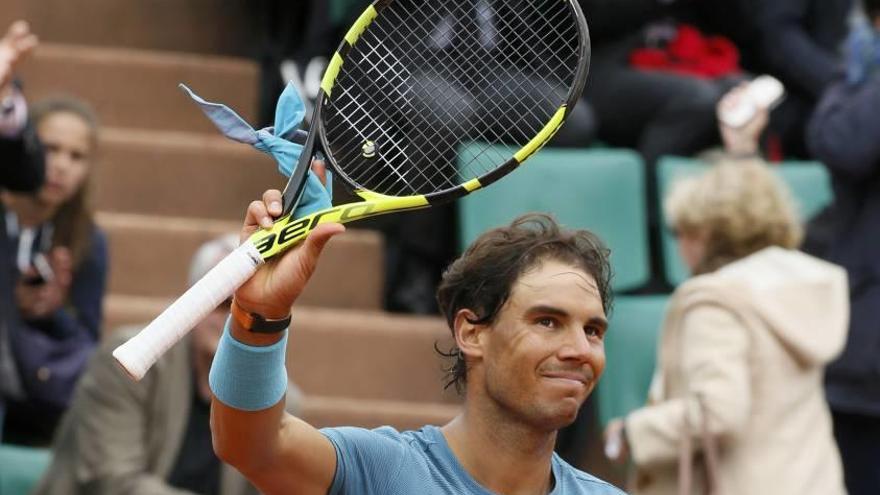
[113,242,264,381]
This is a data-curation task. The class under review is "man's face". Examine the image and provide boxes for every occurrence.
[476,259,607,431]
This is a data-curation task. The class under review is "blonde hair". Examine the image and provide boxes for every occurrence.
[664,159,803,275]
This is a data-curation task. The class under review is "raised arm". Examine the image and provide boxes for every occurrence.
[0,20,42,192]
[210,174,346,495]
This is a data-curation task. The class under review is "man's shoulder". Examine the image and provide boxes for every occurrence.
[553,454,628,494]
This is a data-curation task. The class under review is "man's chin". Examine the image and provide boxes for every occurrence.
[536,397,584,431]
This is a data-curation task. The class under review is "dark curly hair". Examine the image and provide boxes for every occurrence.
[435,213,612,394]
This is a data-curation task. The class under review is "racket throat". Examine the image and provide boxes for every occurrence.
[281,97,327,216]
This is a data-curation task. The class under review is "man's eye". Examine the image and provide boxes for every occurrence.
[537,317,556,328]
[585,326,603,338]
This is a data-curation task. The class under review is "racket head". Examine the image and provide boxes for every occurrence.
[315,0,591,204]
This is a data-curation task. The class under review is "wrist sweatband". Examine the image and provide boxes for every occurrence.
[209,316,289,411]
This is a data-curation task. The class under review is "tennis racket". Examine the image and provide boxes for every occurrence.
[113,0,591,380]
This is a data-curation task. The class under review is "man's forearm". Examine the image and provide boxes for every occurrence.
[210,315,290,473]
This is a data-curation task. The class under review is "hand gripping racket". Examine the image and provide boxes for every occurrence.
[114,0,592,380]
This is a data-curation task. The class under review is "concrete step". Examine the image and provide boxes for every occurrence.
[19,43,258,134]
[98,213,384,310]
[0,1,24,28]
[104,301,459,405]
[0,0,260,57]
[287,307,459,404]
[93,128,279,221]
[103,294,170,333]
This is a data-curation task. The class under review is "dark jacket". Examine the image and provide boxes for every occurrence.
[0,123,44,192]
[807,72,880,416]
[749,0,852,99]
[1,212,108,444]
[0,122,44,437]
[578,0,676,45]
[690,0,850,98]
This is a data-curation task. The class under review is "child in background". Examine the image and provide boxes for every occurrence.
[1,97,107,446]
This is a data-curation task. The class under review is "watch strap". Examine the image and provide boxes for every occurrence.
[230,298,291,334]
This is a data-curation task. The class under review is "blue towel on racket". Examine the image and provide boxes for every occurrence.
[179,82,332,217]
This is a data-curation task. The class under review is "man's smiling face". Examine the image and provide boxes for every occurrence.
[474,258,607,431]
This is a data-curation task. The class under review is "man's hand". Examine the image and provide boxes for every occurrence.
[0,21,38,95]
[603,418,631,464]
[717,83,769,156]
[233,161,343,326]
[15,247,73,320]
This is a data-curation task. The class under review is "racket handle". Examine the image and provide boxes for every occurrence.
[113,242,264,381]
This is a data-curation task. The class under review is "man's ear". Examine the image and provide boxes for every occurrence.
[453,308,486,360]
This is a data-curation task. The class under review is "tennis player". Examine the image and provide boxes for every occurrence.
[208,164,625,495]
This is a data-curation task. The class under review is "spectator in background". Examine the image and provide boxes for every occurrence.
[804,3,880,493]
[33,234,304,495]
[604,158,849,495]
[0,19,42,441]
[694,0,853,159]
[580,0,746,291]
[584,0,852,161]
[582,0,743,167]
[1,96,107,446]
[602,81,848,494]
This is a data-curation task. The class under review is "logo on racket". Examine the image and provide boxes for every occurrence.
[254,202,379,255]
[362,140,377,159]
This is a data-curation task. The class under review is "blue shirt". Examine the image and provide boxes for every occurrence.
[322,425,626,495]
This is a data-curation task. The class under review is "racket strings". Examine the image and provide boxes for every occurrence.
[326,33,471,189]
[323,0,581,197]
[336,0,572,188]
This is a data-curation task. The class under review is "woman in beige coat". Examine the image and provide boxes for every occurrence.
[605,159,850,495]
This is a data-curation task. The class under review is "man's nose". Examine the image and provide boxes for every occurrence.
[559,327,592,361]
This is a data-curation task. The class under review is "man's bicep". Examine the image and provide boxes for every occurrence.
[319,427,410,495]
[247,414,338,495]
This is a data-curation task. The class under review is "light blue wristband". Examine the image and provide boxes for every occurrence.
[208,316,289,411]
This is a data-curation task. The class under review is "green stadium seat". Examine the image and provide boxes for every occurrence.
[0,444,51,495]
[657,156,833,286]
[458,145,650,292]
[597,295,669,427]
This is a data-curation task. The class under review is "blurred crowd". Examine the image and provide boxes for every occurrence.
[1,0,879,494]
